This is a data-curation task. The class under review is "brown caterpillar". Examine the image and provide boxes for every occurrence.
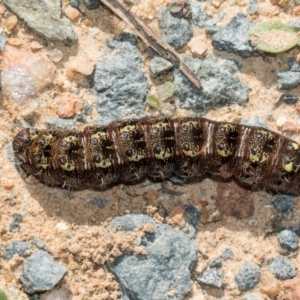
[12,116,300,195]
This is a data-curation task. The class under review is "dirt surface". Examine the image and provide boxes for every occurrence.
[0,0,300,299]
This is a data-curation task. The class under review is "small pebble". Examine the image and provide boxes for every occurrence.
[279,93,298,105]
[246,0,258,14]
[64,6,80,21]
[187,35,208,57]
[90,197,106,208]
[70,56,94,75]
[70,0,80,8]
[30,41,43,51]
[277,229,299,252]
[273,195,295,211]
[235,263,260,292]
[149,57,173,77]
[84,0,100,10]
[259,271,281,297]
[197,268,223,288]
[21,250,68,294]
[48,48,64,63]
[221,248,234,260]
[3,240,32,260]
[55,92,78,118]
[209,258,222,268]
[3,15,18,31]
[270,255,297,280]
[283,273,300,300]
[0,5,7,15]
[45,118,74,130]
[157,81,176,101]
[7,37,22,47]
[9,213,23,232]
[278,71,300,90]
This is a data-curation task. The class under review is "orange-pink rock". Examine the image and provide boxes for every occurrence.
[55,93,79,118]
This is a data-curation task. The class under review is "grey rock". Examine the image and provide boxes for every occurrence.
[84,0,100,10]
[21,250,67,294]
[90,197,106,208]
[273,195,295,211]
[278,71,300,89]
[279,93,298,105]
[149,57,173,77]
[108,214,197,300]
[205,24,221,35]
[91,36,149,124]
[288,58,300,72]
[270,255,297,279]
[288,19,300,29]
[75,113,86,124]
[197,268,223,288]
[3,0,77,45]
[221,247,233,260]
[209,258,222,268]
[3,240,32,260]
[288,224,300,237]
[44,118,75,130]
[190,1,207,28]
[246,0,258,15]
[9,213,23,232]
[212,14,259,58]
[173,55,249,114]
[282,210,294,220]
[83,103,92,115]
[0,32,7,51]
[159,7,192,49]
[31,238,48,251]
[235,263,260,292]
[70,0,80,8]
[240,116,268,129]
[277,229,299,252]
[181,205,200,238]
[243,293,261,300]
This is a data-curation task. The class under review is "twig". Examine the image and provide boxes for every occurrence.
[99,0,202,90]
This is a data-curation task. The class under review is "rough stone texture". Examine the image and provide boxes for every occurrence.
[279,93,298,105]
[20,250,68,294]
[289,224,300,237]
[221,248,233,260]
[159,7,192,49]
[273,195,295,211]
[181,205,200,238]
[84,0,100,10]
[246,0,258,15]
[235,263,260,292]
[44,117,75,130]
[197,268,223,288]
[108,214,197,300]
[277,71,300,90]
[0,32,7,51]
[240,116,268,129]
[9,213,23,232]
[270,255,297,280]
[277,229,299,252]
[3,0,77,45]
[173,55,249,114]
[205,19,220,35]
[209,258,222,268]
[212,14,259,58]
[3,240,32,260]
[90,36,149,124]
[288,58,300,72]
[149,57,173,77]
[190,1,207,28]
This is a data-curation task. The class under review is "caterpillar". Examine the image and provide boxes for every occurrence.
[12,116,300,195]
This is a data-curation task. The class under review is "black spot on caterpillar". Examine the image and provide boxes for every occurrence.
[12,116,300,194]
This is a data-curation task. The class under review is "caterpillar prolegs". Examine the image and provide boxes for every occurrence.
[12,116,300,195]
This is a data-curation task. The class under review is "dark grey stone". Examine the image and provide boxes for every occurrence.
[209,258,222,268]
[205,24,221,35]
[212,14,259,58]
[3,0,77,45]
[83,103,92,115]
[70,0,80,8]
[75,113,86,124]
[282,210,293,220]
[181,205,200,238]
[44,118,75,130]
[0,32,7,51]
[90,197,106,208]
[221,248,233,260]
[169,175,187,185]
[279,93,298,105]
[197,268,223,288]
[84,0,100,9]
[21,250,67,294]
[159,7,192,49]
[273,195,295,211]
[173,55,249,114]
[190,1,207,28]
[91,37,149,124]
[288,58,300,72]
[9,213,22,232]
[240,116,268,129]
[108,214,197,300]
[235,263,260,292]
[246,0,258,15]
[149,57,173,77]
[270,255,297,279]
[3,240,32,260]
[288,224,300,237]
[277,229,299,252]
[278,71,300,89]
